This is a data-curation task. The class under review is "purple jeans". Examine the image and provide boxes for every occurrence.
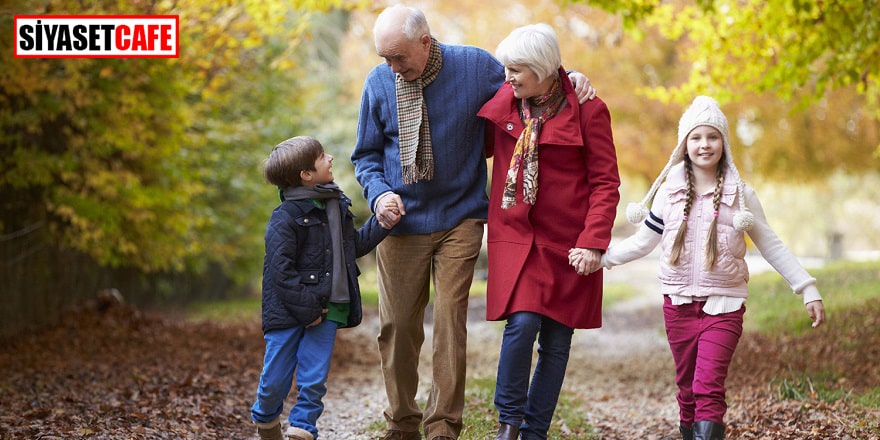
[662,296,744,426]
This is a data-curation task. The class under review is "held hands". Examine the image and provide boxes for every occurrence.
[568,248,602,276]
[567,72,598,104]
[377,192,405,229]
[806,300,826,328]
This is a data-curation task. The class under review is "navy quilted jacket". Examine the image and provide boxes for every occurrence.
[261,194,388,333]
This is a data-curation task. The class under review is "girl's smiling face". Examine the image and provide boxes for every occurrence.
[686,125,724,173]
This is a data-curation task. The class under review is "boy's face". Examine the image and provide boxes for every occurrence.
[303,151,334,186]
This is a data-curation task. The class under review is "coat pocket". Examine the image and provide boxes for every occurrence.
[278,281,321,324]
[299,269,321,285]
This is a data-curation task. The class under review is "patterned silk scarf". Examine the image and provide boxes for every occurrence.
[396,36,442,184]
[501,76,566,209]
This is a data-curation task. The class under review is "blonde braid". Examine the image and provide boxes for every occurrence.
[669,157,695,266]
[704,162,725,268]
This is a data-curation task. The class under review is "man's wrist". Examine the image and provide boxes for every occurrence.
[373,191,394,212]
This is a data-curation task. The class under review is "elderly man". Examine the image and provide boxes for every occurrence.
[351,5,596,440]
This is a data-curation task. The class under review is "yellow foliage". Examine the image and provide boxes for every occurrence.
[1,0,367,273]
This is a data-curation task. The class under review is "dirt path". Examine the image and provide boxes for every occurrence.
[5,253,874,439]
[314,252,879,440]
[316,253,683,439]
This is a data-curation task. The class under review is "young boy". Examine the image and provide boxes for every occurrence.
[252,136,399,440]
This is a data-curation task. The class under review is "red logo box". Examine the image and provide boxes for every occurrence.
[14,15,179,58]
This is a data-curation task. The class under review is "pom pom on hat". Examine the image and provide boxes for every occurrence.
[626,202,649,225]
[731,180,755,232]
[733,209,755,232]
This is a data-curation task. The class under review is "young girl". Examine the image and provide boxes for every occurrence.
[576,96,826,440]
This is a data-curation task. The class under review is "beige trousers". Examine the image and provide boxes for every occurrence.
[376,218,484,439]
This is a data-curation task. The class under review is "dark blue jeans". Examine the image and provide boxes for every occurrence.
[495,311,574,440]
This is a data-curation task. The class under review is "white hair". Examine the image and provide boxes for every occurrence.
[374,4,431,42]
[495,23,561,82]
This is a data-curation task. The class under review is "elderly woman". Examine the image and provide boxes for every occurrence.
[477,24,620,440]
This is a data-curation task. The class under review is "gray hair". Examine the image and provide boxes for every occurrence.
[374,4,431,42]
[495,23,561,82]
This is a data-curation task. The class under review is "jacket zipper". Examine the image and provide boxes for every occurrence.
[690,195,704,296]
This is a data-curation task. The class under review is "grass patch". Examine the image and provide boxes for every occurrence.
[855,387,880,408]
[187,259,880,430]
[185,296,261,323]
[460,377,500,438]
[363,376,597,439]
[459,376,597,439]
[772,369,850,403]
[744,259,880,335]
[748,260,880,415]
[602,282,640,308]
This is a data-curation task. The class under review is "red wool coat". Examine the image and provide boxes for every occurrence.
[477,68,620,329]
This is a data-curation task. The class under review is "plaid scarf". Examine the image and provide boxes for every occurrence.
[396,37,442,184]
[501,76,565,209]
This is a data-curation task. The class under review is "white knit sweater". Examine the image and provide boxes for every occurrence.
[603,182,822,315]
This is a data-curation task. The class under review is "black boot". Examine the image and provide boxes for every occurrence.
[679,423,694,440]
[693,421,725,440]
[494,423,519,440]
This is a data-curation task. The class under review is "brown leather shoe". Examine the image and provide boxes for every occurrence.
[495,423,519,440]
[381,430,421,440]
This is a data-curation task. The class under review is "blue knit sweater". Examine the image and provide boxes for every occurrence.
[352,42,504,235]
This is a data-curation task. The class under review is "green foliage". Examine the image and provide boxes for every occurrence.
[457,376,597,439]
[591,0,880,116]
[561,0,660,30]
[773,368,849,403]
[562,0,880,177]
[856,388,880,409]
[744,260,880,335]
[772,372,880,414]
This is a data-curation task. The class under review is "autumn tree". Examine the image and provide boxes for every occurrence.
[0,0,361,335]
[571,0,880,159]
[365,0,879,255]
[572,0,879,104]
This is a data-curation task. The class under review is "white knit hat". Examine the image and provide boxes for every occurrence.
[626,96,754,231]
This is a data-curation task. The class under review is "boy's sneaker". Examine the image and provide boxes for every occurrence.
[255,418,283,440]
[285,426,315,440]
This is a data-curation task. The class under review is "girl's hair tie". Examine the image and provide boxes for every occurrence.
[713,210,719,218]
[682,215,689,221]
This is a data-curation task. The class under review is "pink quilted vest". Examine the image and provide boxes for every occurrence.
[657,164,750,298]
